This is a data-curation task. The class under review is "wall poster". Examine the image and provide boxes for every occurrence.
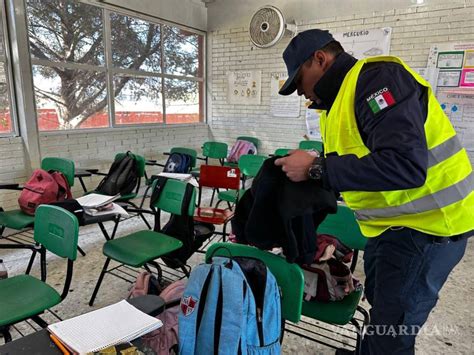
[270,71,300,117]
[227,71,261,105]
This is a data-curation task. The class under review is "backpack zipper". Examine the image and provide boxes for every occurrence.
[24,186,44,194]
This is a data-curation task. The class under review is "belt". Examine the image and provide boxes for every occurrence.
[432,233,471,244]
[389,227,473,244]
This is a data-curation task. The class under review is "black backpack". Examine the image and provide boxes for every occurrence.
[163,153,192,173]
[150,177,214,268]
[96,151,138,196]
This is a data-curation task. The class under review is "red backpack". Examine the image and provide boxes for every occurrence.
[18,169,72,215]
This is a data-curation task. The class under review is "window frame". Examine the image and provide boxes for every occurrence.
[27,0,206,133]
[0,0,18,137]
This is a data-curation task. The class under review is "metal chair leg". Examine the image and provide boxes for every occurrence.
[127,201,152,229]
[31,315,48,328]
[222,222,228,242]
[77,246,86,256]
[139,184,153,209]
[350,317,363,355]
[25,249,37,275]
[89,258,111,306]
[210,188,220,206]
[0,326,12,343]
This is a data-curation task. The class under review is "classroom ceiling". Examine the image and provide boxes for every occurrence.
[205,0,452,30]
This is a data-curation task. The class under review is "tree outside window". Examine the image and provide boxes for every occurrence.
[27,0,204,131]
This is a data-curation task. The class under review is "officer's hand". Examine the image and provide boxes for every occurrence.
[274,150,318,182]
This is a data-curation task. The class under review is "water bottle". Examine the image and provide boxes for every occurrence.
[0,259,7,279]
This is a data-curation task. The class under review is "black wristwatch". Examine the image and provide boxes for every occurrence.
[308,157,324,180]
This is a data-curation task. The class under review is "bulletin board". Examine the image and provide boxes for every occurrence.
[428,42,474,156]
[428,42,474,89]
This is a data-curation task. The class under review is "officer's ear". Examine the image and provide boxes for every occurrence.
[312,50,333,72]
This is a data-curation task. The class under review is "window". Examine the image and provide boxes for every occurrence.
[26,0,204,131]
[0,1,16,135]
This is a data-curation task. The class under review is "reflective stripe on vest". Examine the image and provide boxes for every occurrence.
[355,172,474,220]
[428,135,463,168]
[321,55,474,237]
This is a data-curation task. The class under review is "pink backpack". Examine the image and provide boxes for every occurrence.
[18,169,72,215]
[129,272,186,355]
[227,139,257,163]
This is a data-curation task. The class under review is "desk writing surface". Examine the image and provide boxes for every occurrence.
[0,295,165,354]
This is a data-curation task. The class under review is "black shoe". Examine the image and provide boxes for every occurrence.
[335,349,355,355]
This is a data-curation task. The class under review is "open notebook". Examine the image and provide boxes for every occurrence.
[47,300,162,354]
[76,193,120,209]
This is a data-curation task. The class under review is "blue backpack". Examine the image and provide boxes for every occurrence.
[164,152,192,173]
[178,256,281,355]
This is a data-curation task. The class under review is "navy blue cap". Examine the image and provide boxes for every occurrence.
[279,29,334,96]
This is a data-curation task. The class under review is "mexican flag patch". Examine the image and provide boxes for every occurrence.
[367,88,396,114]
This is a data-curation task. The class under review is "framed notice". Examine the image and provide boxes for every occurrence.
[436,51,464,69]
[463,50,474,68]
[460,69,474,87]
[437,70,461,87]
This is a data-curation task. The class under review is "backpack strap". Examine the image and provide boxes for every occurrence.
[128,271,151,299]
[51,172,72,199]
[195,265,221,354]
[150,176,168,232]
[149,176,168,209]
[218,261,246,354]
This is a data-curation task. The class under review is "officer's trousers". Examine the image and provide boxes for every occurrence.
[361,227,468,355]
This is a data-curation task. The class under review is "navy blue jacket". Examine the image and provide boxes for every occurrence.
[311,53,429,193]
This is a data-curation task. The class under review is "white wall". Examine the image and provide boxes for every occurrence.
[0,137,28,210]
[208,1,474,158]
[0,125,210,211]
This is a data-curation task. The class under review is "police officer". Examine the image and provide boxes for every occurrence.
[275,29,474,355]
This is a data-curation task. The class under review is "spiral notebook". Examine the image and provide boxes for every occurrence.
[47,300,162,354]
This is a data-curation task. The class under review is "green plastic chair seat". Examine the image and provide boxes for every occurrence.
[223,162,238,168]
[103,230,183,267]
[274,148,292,156]
[302,288,363,325]
[0,275,61,326]
[299,140,323,152]
[217,189,246,203]
[0,210,35,230]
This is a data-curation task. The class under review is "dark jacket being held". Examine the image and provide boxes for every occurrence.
[232,157,337,264]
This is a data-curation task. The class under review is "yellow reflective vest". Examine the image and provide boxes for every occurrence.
[320,56,474,237]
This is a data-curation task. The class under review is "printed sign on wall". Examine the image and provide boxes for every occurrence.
[270,72,300,117]
[333,27,392,59]
[227,71,261,104]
